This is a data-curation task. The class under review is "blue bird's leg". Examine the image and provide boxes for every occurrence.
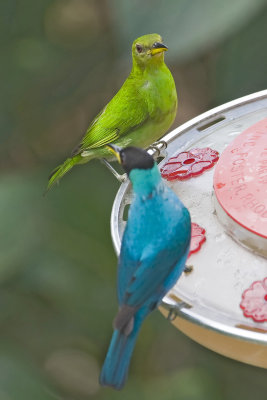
[167,308,177,321]
[184,265,193,274]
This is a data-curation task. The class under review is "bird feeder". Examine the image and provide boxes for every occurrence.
[110,90,267,368]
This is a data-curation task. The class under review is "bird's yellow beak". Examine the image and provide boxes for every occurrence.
[106,144,122,163]
[149,42,168,56]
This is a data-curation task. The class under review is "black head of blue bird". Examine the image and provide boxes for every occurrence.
[107,145,154,175]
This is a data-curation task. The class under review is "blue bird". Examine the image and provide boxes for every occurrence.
[100,145,191,390]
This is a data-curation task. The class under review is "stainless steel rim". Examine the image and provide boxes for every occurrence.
[110,89,267,346]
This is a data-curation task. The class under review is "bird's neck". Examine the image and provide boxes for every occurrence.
[129,163,163,198]
[132,55,165,76]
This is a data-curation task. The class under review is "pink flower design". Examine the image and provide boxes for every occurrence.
[161,147,219,181]
[240,278,267,322]
[188,223,206,258]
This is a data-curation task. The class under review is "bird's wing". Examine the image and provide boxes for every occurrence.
[74,82,149,153]
[118,240,189,308]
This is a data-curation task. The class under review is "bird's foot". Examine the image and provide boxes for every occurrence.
[184,265,193,275]
[147,140,168,159]
[167,300,191,321]
[101,159,127,183]
[167,308,177,321]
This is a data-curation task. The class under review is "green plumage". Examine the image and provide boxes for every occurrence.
[47,33,177,191]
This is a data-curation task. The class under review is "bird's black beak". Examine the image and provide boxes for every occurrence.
[106,144,122,164]
[150,42,168,56]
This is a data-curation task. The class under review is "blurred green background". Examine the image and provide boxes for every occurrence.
[1,0,267,398]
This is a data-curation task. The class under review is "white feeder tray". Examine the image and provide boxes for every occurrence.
[110,90,267,368]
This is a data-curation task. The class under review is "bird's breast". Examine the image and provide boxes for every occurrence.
[143,73,177,122]
[142,80,151,90]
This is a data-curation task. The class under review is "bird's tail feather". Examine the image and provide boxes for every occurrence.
[100,311,145,390]
[46,154,82,193]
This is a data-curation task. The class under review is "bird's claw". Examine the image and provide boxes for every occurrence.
[118,173,127,183]
[147,140,168,159]
[167,299,191,321]
[184,265,193,275]
[167,308,177,321]
[152,140,168,151]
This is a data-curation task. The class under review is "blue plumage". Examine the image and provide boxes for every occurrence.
[100,147,191,390]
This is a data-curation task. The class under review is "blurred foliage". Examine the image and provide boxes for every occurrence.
[111,0,266,62]
[1,0,267,399]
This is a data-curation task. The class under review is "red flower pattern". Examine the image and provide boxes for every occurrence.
[161,147,219,181]
[240,278,267,322]
[188,223,206,258]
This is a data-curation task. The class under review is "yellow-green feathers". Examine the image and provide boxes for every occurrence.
[47,33,177,191]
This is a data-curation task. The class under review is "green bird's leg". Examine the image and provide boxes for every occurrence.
[100,140,168,181]
[147,140,168,159]
[101,159,127,183]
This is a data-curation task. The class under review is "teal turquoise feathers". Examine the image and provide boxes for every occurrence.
[100,146,191,389]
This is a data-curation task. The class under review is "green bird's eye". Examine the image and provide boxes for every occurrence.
[136,44,143,53]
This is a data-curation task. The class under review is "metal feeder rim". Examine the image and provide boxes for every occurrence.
[110,89,267,347]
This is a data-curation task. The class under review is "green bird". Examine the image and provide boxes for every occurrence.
[47,33,177,191]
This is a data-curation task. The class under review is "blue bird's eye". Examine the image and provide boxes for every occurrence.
[120,152,125,164]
